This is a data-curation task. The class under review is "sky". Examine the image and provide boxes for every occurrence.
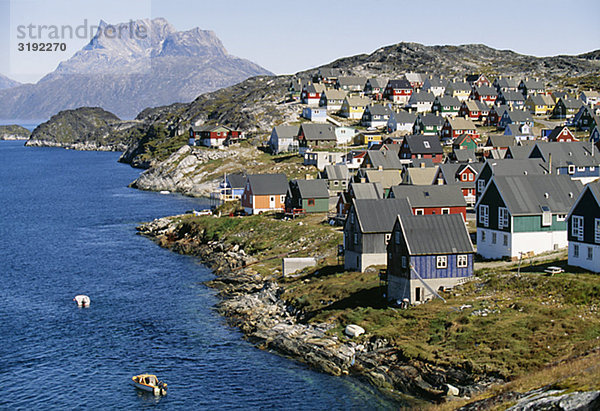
[1,0,600,84]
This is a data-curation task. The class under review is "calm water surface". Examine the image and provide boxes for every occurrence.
[0,141,397,409]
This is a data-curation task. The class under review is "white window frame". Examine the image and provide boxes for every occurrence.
[479,204,489,227]
[385,233,391,243]
[441,208,450,215]
[436,255,448,269]
[477,179,486,193]
[574,244,579,258]
[457,254,468,268]
[401,255,407,268]
[415,209,424,215]
[595,218,600,244]
[572,215,584,241]
[498,207,509,229]
[568,165,575,175]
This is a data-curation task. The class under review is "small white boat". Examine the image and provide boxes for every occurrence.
[159,190,170,195]
[73,295,91,307]
[132,374,167,395]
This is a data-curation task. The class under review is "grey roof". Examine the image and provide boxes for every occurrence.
[387,79,412,89]
[546,126,573,141]
[560,98,584,110]
[504,145,533,159]
[318,68,342,77]
[273,125,299,139]
[454,148,478,163]
[505,110,533,123]
[446,81,472,92]
[366,104,394,116]
[474,85,498,96]
[404,134,443,154]
[389,185,466,207]
[491,105,509,117]
[438,162,483,182]
[362,169,403,188]
[323,164,349,181]
[528,94,549,106]
[392,111,418,125]
[353,198,412,234]
[434,95,461,107]
[226,173,247,189]
[366,78,387,89]
[305,83,326,94]
[417,113,444,127]
[408,157,436,168]
[403,167,439,185]
[300,124,336,141]
[489,174,583,215]
[505,124,533,136]
[409,91,436,103]
[521,79,545,90]
[321,89,347,101]
[495,77,520,89]
[292,179,330,199]
[350,182,385,200]
[398,213,474,255]
[247,173,288,195]
[487,135,516,147]
[364,150,403,170]
[530,141,600,167]
[501,90,525,102]
[337,76,367,87]
[482,158,552,178]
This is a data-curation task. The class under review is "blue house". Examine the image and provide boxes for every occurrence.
[528,141,600,184]
[386,213,474,304]
[215,173,246,201]
[301,107,328,122]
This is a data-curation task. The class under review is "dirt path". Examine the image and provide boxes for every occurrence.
[475,248,568,271]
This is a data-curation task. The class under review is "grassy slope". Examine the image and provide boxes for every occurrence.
[168,212,600,401]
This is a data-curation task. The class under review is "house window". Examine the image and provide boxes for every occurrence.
[457,255,468,268]
[572,215,584,241]
[385,233,391,243]
[436,256,448,269]
[477,179,486,193]
[424,141,430,148]
[395,231,401,244]
[498,207,509,229]
[469,174,474,181]
[442,208,450,215]
[479,205,489,227]
[307,198,315,206]
[280,195,285,203]
[557,214,566,222]
[588,247,593,261]
[503,234,508,246]
[402,256,407,268]
[350,212,355,224]
[461,174,468,181]
[353,233,358,245]
[574,244,579,258]
[577,166,585,172]
[595,218,600,244]
[415,209,424,215]
[568,165,575,175]
[591,167,596,172]
[492,232,497,244]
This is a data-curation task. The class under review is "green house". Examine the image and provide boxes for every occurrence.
[453,133,478,150]
[285,179,330,213]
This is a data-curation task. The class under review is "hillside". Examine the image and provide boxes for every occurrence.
[0,18,273,121]
[0,73,20,90]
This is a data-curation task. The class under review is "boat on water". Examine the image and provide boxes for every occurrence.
[73,295,90,307]
[132,374,167,396]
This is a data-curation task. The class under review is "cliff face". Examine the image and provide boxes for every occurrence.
[0,18,273,121]
[25,107,131,151]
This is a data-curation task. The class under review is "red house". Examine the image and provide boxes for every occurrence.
[189,125,242,148]
[471,85,498,105]
[383,79,413,104]
[399,134,444,163]
[441,117,479,141]
[433,163,483,206]
[485,105,508,127]
[465,74,491,87]
[458,100,489,121]
[388,185,467,220]
[547,125,577,142]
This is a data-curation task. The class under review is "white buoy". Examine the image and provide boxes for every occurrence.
[73,295,91,307]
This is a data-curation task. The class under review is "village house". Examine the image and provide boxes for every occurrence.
[497,90,526,109]
[528,141,600,184]
[301,83,326,105]
[434,162,483,206]
[413,113,444,136]
[288,78,308,101]
[388,185,467,219]
[340,96,371,119]
[387,111,418,134]
[386,213,474,304]
[285,179,330,214]
[364,78,388,100]
[343,198,412,272]
[503,123,535,142]
[452,148,478,163]
[476,174,582,259]
[301,106,327,122]
[441,117,478,142]
[213,172,247,202]
[297,123,337,153]
[465,73,491,87]
[241,173,288,215]
[404,72,425,89]
[567,180,600,273]
[431,95,461,117]
[189,124,242,148]
[525,94,555,116]
[546,126,577,142]
[475,158,550,199]
[498,109,533,130]
[356,130,385,146]
[383,79,413,105]
[268,125,299,154]
[518,78,546,98]
[422,75,447,97]
[361,149,403,171]
[453,133,479,151]
[458,100,489,121]
[485,105,509,127]
[402,165,439,186]
[335,182,385,219]
[590,126,600,147]
[445,80,472,101]
[336,76,368,94]
[493,76,520,93]
[580,90,600,107]
[355,169,403,196]
[572,105,600,131]
[319,89,347,112]
[315,68,343,86]
[303,150,344,171]
[405,91,435,113]
[551,98,583,120]
[399,134,444,163]
[335,126,358,145]
[342,150,367,170]
[361,104,394,128]
[471,85,498,105]
[320,164,350,193]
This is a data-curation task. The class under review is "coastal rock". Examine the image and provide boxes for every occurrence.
[345,324,365,338]
[0,124,30,140]
[506,389,600,411]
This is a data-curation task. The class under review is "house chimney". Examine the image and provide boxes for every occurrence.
[548,153,552,173]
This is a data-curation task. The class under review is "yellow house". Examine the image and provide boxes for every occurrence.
[445,80,472,101]
[525,94,555,115]
[340,96,371,120]
[355,131,383,145]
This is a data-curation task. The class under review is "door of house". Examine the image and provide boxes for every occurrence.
[415,287,421,302]
[269,196,275,208]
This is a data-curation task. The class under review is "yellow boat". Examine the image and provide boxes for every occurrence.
[131,374,167,396]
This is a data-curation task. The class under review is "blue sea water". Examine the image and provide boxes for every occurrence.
[0,141,397,409]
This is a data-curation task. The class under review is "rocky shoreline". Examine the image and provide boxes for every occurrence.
[24,139,127,151]
[137,215,505,405]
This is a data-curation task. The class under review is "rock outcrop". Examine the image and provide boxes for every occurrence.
[0,124,30,140]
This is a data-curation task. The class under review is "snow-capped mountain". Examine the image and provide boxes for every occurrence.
[0,18,273,120]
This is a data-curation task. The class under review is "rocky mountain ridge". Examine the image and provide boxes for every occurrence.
[0,18,273,120]
[0,73,21,90]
